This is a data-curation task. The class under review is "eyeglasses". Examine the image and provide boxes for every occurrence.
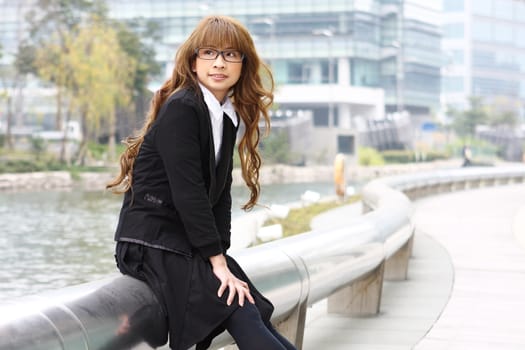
[195,48,245,63]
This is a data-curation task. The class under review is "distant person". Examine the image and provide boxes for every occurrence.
[462,145,472,167]
[107,15,297,350]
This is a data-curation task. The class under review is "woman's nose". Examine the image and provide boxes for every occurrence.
[213,54,226,68]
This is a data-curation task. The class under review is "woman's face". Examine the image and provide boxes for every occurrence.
[192,46,243,102]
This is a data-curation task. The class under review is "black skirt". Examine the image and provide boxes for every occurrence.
[115,242,274,350]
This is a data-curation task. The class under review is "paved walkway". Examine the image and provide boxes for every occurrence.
[302,184,525,349]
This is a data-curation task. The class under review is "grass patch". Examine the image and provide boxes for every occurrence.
[263,195,361,237]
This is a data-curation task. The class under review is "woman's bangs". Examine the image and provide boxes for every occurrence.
[197,19,242,51]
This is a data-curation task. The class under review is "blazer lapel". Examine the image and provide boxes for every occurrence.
[210,113,236,205]
[199,99,217,203]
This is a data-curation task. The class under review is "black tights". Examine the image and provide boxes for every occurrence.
[224,303,297,350]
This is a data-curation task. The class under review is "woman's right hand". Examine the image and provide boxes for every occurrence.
[209,254,255,307]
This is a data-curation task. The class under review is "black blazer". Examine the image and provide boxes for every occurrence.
[114,87,238,259]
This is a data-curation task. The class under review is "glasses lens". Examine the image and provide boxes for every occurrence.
[223,50,243,62]
[197,48,244,62]
[198,48,219,60]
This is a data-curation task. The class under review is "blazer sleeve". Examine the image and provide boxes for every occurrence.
[154,98,223,258]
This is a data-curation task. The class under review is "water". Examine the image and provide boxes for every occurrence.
[0,182,335,301]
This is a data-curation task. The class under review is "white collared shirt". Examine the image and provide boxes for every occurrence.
[199,83,238,165]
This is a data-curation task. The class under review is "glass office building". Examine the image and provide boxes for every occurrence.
[106,0,441,162]
[442,0,525,118]
[0,0,442,162]
[107,0,441,115]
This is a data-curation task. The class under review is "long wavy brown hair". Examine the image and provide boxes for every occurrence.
[107,15,274,211]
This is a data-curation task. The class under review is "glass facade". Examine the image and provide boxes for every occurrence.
[0,0,442,125]
[106,0,441,114]
[442,0,525,118]
[0,1,37,64]
[443,0,464,11]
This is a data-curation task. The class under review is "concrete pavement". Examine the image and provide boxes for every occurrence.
[413,185,525,349]
[302,184,525,349]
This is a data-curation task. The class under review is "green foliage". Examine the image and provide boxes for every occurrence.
[260,129,292,164]
[30,137,46,160]
[22,0,158,164]
[0,154,113,174]
[86,141,126,161]
[381,149,450,163]
[359,147,450,165]
[263,195,361,237]
[488,110,518,128]
[0,158,65,174]
[449,97,488,137]
[422,150,451,162]
[381,149,414,163]
[115,19,161,95]
[14,42,37,75]
[358,147,385,166]
[446,137,500,160]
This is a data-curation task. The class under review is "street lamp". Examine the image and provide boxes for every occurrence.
[312,28,334,85]
[391,40,404,114]
[312,28,335,127]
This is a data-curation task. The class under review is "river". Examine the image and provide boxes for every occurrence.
[0,182,336,301]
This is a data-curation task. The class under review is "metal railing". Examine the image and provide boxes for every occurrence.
[1,165,524,350]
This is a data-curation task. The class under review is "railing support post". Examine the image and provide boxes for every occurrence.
[273,254,310,350]
[385,233,414,280]
[275,298,308,350]
[327,261,385,316]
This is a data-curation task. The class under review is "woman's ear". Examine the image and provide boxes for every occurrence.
[191,61,196,72]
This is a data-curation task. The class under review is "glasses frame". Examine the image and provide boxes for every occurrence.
[194,47,245,63]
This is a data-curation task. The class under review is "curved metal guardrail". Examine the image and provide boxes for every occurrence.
[1,165,524,350]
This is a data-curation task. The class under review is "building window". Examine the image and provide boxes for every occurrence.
[517,2,525,21]
[447,49,464,65]
[473,77,519,97]
[337,135,355,155]
[494,0,513,20]
[518,54,525,73]
[285,60,336,84]
[518,29,525,48]
[444,23,464,39]
[472,50,494,68]
[442,76,464,93]
[472,21,491,42]
[312,107,329,127]
[473,0,492,16]
[443,0,464,12]
[493,23,513,44]
[352,59,380,87]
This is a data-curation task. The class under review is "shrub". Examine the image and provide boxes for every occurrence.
[381,149,414,163]
[358,147,385,166]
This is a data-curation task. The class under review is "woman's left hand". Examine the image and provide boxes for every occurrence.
[209,254,255,306]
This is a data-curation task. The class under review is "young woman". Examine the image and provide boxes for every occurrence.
[107,15,297,350]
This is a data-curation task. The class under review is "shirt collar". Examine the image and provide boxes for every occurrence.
[199,83,238,127]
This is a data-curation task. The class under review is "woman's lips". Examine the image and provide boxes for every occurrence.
[210,74,227,80]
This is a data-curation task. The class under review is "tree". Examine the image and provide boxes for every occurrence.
[115,19,161,96]
[450,96,488,138]
[485,96,519,128]
[25,0,107,130]
[0,43,18,150]
[65,16,136,164]
[24,0,159,162]
[113,19,161,136]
